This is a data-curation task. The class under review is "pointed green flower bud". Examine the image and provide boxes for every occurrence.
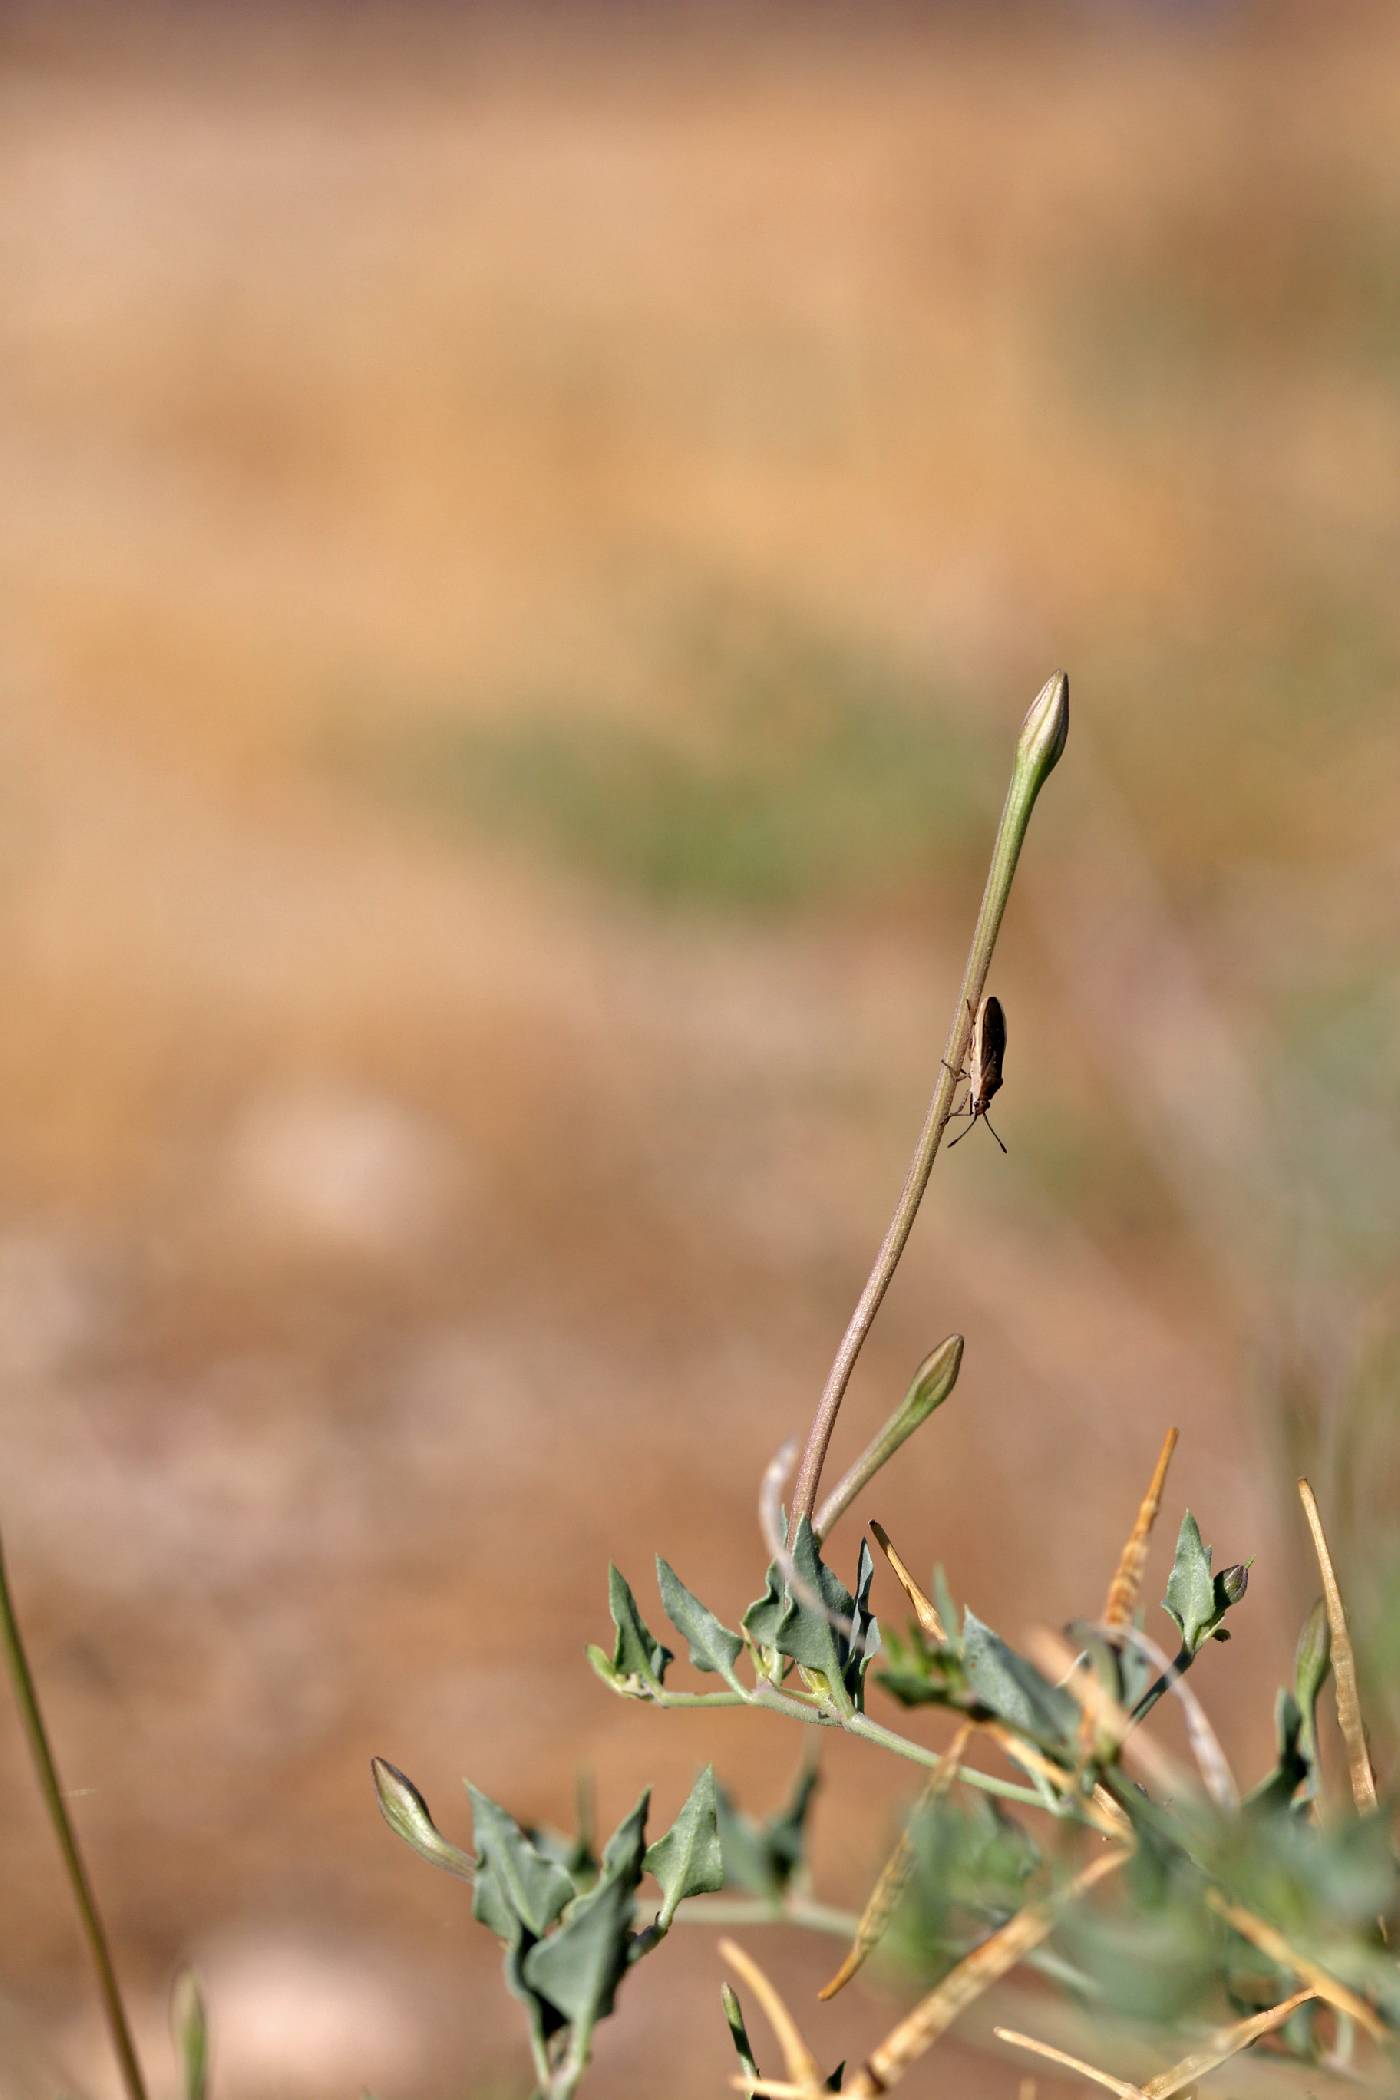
[814,1335,964,1540]
[1016,670,1070,793]
[371,1757,476,1882]
[1218,1563,1250,1606]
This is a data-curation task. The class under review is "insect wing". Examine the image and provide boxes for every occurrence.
[974,996,1007,1104]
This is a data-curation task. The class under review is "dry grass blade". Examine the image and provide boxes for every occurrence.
[1138,1987,1314,2098]
[718,1940,824,2093]
[1297,1478,1378,1815]
[869,1520,945,1641]
[995,2027,1144,2097]
[842,1847,1129,2095]
[819,1724,972,2001]
[1103,1427,1179,1630]
[728,2084,825,2100]
[979,1720,1130,1841]
[1204,1892,1385,2041]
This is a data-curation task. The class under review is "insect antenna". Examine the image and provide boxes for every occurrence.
[947,1111,1008,1153]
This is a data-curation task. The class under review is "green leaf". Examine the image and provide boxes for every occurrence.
[523,1791,650,2032]
[763,1757,821,1888]
[1161,1516,1251,1655]
[467,1786,575,1939]
[721,1982,761,2087]
[656,1559,745,1689]
[844,1536,881,1703]
[1246,1689,1308,1815]
[1293,1597,1331,1804]
[716,1757,821,1902]
[962,1610,1078,1752]
[644,1765,724,1927]
[895,1786,1043,1977]
[371,1758,475,1882]
[567,1770,598,1886]
[607,1565,673,1688]
[170,1969,208,2100]
[877,1619,964,1709]
[1062,1883,1218,2025]
[932,1566,960,1652]
[1163,1511,1217,1653]
[773,1520,858,1714]
[1210,1792,1399,1952]
[742,1558,787,1679]
[714,1783,774,1900]
[1117,1625,1158,1712]
[746,1529,876,1709]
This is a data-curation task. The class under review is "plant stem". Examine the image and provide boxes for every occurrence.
[551,2020,593,2100]
[0,1526,149,2100]
[641,1686,752,1709]
[1128,1640,1195,1730]
[679,1896,1101,1998]
[676,1896,861,1938]
[528,2025,554,2097]
[644,1672,1099,1820]
[844,1712,1067,1812]
[790,673,1069,1525]
[640,1682,831,1725]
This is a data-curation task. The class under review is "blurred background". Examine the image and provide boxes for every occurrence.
[2,3,1398,2095]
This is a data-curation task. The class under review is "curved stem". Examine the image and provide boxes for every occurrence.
[0,1527,148,2100]
[790,674,1069,1525]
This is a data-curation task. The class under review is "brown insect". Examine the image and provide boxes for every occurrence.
[944,994,1008,1153]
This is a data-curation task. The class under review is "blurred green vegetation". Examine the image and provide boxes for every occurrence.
[1052,194,1400,417]
[353,603,989,915]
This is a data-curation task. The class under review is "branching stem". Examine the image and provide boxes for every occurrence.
[633,1668,1098,1818]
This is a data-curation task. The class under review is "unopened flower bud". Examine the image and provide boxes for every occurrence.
[372,1756,476,1882]
[1017,670,1070,788]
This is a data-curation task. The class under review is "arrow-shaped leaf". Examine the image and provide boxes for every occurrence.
[644,1765,724,1928]
[657,1560,745,1690]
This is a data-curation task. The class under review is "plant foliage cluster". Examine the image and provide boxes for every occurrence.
[377,1467,1400,2099]
[5,673,1398,2100]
